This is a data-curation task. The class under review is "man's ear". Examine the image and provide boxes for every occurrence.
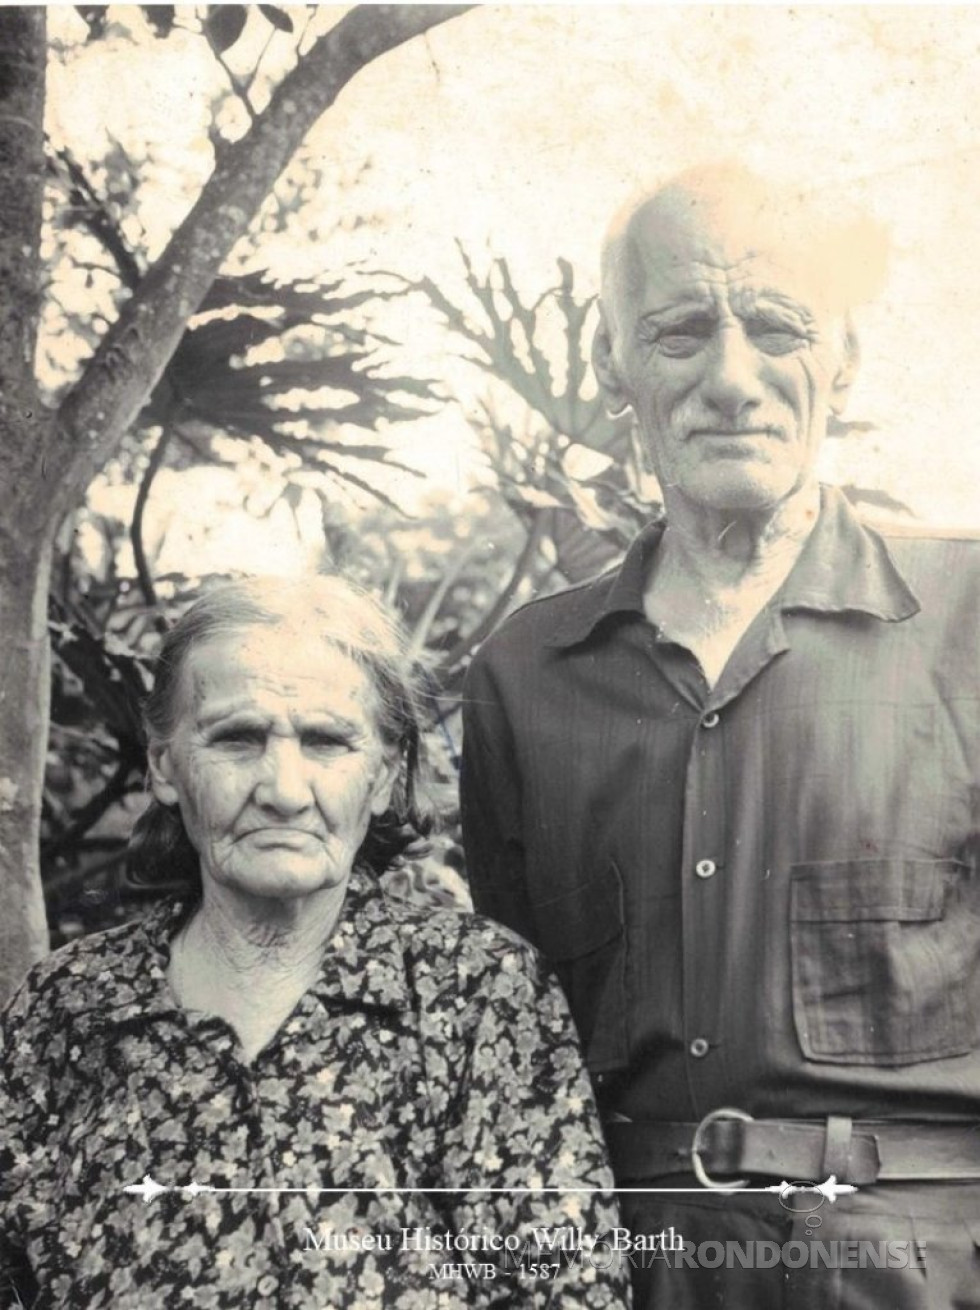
[829,314,860,415]
[591,309,632,418]
[147,741,179,807]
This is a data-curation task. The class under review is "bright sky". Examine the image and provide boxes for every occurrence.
[46,4,980,578]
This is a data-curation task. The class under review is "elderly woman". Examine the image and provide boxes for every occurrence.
[0,576,627,1309]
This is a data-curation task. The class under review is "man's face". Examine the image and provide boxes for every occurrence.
[597,199,853,515]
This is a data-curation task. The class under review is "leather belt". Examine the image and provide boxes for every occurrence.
[604,1110,980,1186]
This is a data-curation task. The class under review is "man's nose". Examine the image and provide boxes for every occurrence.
[255,738,312,813]
[699,324,765,419]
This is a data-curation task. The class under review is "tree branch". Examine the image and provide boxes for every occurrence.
[52,147,143,290]
[211,47,257,123]
[130,416,175,616]
[52,5,474,526]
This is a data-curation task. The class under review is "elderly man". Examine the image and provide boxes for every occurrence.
[460,165,980,1308]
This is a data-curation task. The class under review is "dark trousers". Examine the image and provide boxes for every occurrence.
[617,1181,980,1310]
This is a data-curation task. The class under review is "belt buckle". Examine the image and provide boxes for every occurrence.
[691,1106,754,1189]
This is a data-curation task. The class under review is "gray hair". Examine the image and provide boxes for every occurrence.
[128,573,434,889]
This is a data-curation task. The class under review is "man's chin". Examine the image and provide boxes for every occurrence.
[680,464,811,514]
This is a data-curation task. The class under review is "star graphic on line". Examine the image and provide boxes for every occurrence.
[123,1175,168,1204]
[768,1176,859,1210]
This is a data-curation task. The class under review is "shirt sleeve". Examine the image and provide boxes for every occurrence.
[460,650,536,943]
[438,939,630,1307]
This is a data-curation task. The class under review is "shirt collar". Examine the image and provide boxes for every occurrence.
[76,865,413,1035]
[545,517,665,648]
[545,484,919,649]
[776,484,919,620]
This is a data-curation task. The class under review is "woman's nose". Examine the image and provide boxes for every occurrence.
[699,324,765,420]
[254,738,311,813]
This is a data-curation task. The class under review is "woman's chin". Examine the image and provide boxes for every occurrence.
[210,855,352,903]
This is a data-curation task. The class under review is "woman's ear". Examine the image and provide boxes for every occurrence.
[369,751,399,817]
[591,309,633,417]
[147,741,179,807]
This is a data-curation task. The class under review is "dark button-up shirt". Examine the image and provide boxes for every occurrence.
[461,486,980,1126]
[0,868,626,1308]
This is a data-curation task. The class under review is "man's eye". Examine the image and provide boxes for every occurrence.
[746,320,806,355]
[654,332,706,358]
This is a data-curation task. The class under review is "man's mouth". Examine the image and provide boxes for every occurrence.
[691,426,781,440]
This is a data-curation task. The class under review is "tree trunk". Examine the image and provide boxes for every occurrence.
[0,6,53,995]
[0,4,472,1005]
[0,540,55,996]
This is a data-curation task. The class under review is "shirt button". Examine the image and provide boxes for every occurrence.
[689,1037,710,1058]
[701,711,720,728]
[695,859,717,879]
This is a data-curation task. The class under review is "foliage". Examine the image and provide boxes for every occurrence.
[393,248,646,589]
[39,112,446,934]
[0,0,471,1002]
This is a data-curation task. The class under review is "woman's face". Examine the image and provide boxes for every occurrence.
[147,626,396,903]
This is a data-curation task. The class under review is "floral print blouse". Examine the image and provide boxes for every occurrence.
[0,867,628,1308]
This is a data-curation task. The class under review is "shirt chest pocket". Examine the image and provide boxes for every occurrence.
[790,858,980,1066]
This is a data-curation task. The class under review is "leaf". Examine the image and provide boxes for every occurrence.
[546,508,623,584]
[259,5,294,33]
[562,443,613,482]
[48,613,151,739]
[75,6,107,40]
[315,461,415,516]
[203,5,247,54]
[563,480,618,532]
[141,6,175,38]
[506,486,563,511]
[150,270,439,434]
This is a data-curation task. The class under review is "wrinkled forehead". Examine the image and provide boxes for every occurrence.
[615,195,831,315]
[175,623,377,714]
[604,177,881,322]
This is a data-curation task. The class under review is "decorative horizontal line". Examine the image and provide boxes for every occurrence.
[122,1175,856,1205]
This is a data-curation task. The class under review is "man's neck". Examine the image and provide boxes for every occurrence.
[643,481,821,687]
[657,480,821,582]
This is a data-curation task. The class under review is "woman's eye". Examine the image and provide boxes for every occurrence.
[303,733,349,753]
[213,728,264,748]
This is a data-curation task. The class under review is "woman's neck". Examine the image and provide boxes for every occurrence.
[168,881,347,1061]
